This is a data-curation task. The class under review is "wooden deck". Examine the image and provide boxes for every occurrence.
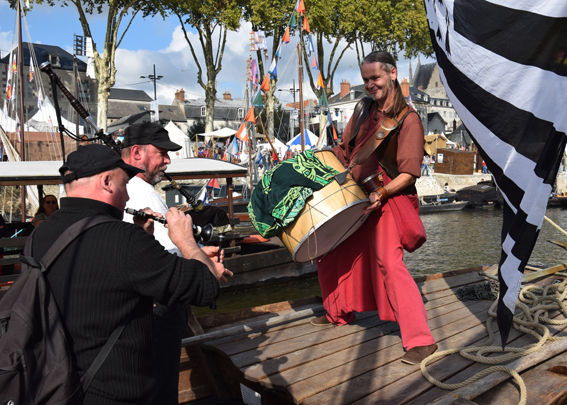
[198,266,567,405]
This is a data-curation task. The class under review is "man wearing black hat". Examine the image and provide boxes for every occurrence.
[121,122,228,404]
[31,144,228,403]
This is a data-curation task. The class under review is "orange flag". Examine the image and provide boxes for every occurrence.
[311,55,317,69]
[282,26,291,43]
[296,0,306,14]
[235,122,248,142]
[317,72,324,89]
[303,15,310,33]
[260,74,270,92]
[332,124,338,140]
[222,151,228,161]
[244,107,256,123]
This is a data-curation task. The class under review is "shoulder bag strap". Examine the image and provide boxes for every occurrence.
[21,215,130,392]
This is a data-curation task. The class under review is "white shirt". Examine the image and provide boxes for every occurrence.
[124,176,181,256]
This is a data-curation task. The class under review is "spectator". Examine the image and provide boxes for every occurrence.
[31,194,59,227]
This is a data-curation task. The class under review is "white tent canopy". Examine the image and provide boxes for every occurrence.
[27,96,85,135]
[258,138,287,159]
[287,129,323,151]
[197,127,237,138]
[0,107,38,133]
[165,121,193,159]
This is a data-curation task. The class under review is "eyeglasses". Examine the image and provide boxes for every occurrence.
[44,201,57,205]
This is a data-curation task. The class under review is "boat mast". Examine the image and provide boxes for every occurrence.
[297,43,305,152]
[17,0,26,221]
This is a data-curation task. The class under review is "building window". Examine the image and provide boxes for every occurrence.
[49,53,60,67]
[238,108,244,119]
[430,100,434,105]
[201,106,206,116]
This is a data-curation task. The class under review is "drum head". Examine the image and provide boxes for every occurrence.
[293,199,369,263]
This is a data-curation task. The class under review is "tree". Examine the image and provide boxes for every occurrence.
[169,0,243,133]
[353,0,433,63]
[187,117,205,141]
[13,0,160,131]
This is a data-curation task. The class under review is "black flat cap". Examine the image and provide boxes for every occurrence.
[59,144,144,184]
[122,122,181,151]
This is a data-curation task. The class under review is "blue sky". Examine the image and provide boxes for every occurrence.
[0,1,432,106]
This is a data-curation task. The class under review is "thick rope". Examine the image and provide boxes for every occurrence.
[421,274,567,405]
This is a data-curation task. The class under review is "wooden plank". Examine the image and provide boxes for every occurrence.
[403,313,567,405]
[240,298,491,384]
[425,320,567,405]
[224,247,293,272]
[221,260,317,291]
[0,236,27,248]
[293,301,493,404]
[473,352,567,405]
[197,297,322,331]
[0,257,21,266]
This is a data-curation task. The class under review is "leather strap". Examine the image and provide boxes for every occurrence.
[349,105,410,169]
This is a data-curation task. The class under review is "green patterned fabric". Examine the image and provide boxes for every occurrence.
[248,149,339,237]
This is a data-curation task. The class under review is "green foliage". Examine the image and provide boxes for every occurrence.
[187,117,206,140]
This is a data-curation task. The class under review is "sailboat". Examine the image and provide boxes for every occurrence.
[0,0,90,225]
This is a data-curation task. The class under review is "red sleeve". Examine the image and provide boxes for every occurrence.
[397,112,424,178]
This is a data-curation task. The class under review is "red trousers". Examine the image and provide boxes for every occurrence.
[317,201,435,350]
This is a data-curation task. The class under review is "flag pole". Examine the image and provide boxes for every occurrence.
[257,117,280,164]
[297,43,305,152]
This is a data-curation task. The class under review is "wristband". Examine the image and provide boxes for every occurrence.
[374,187,389,202]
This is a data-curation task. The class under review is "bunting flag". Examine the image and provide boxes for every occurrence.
[307,36,315,56]
[235,122,248,142]
[260,74,270,92]
[252,90,263,107]
[303,15,310,33]
[425,0,567,346]
[268,58,278,78]
[12,55,17,73]
[5,83,11,100]
[408,93,414,109]
[332,124,338,141]
[282,26,291,44]
[319,90,328,107]
[15,116,20,142]
[222,151,228,161]
[275,44,282,59]
[296,0,306,14]
[207,178,221,189]
[37,87,43,109]
[311,55,317,69]
[8,53,13,75]
[290,12,297,28]
[226,137,239,156]
[251,59,258,84]
[29,63,34,82]
[316,72,324,89]
[326,110,333,128]
[244,107,256,123]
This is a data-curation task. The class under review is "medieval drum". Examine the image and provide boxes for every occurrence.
[279,148,370,263]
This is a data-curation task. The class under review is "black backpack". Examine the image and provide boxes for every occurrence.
[0,215,128,405]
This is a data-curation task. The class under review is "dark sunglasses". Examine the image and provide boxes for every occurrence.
[44,200,57,204]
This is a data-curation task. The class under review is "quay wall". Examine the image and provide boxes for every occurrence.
[556,172,567,194]
[415,172,491,196]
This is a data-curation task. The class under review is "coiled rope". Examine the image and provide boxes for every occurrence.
[421,272,567,405]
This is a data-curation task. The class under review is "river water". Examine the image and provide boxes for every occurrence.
[195,205,567,316]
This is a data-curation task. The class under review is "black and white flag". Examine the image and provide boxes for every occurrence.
[424,0,567,345]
